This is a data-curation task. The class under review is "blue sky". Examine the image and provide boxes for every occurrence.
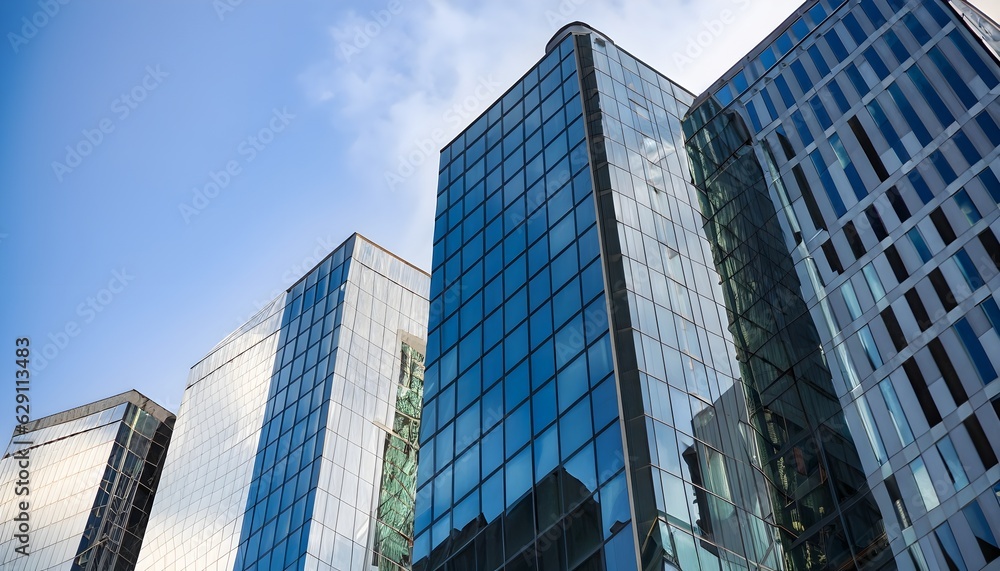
[5,0,959,439]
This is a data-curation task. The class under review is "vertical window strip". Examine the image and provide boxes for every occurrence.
[879,379,914,445]
[954,317,997,384]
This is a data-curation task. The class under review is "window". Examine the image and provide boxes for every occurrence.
[859,325,883,369]
[886,186,911,222]
[930,208,956,245]
[849,116,889,181]
[965,500,1000,563]
[929,46,978,110]
[907,65,954,130]
[964,414,998,469]
[928,268,957,312]
[842,280,863,320]
[936,436,969,490]
[886,245,909,282]
[904,357,941,425]
[953,250,985,291]
[912,457,939,511]
[954,317,997,384]
[907,228,932,263]
[863,264,886,301]
[880,378,913,445]
[866,99,910,163]
[953,190,981,225]
[844,221,867,259]
[935,521,969,571]
[881,307,906,351]
[929,337,968,404]
[888,83,932,146]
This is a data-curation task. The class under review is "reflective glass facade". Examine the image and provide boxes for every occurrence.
[0,391,174,570]
[137,234,429,570]
[413,26,787,571]
[685,0,1000,569]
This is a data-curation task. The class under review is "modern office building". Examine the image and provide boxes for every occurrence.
[412,21,878,571]
[685,0,1000,569]
[136,233,429,571]
[0,390,174,571]
[414,0,1000,570]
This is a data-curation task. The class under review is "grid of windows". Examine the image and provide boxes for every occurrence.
[0,393,173,571]
[687,0,1000,568]
[415,35,627,571]
[139,235,430,571]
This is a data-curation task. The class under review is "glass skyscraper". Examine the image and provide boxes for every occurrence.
[413,24,804,571]
[137,233,429,571]
[685,0,1000,569]
[414,1,1000,570]
[0,390,174,571]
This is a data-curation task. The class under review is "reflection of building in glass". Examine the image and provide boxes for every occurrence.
[412,23,786,571]
[0,390,174,571]
[137,233,429,571]
[684,1,1000,568]
[415,1,1000,568]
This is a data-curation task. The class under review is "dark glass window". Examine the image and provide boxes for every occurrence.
[849,116,889,181]
[902,12,930,45]
[886,186,910,222]
[904,289,930,331]
[907,66,954,129]
[951,130,982,167]
[935,522,969,571]
[954,249,984,291]
[826,29,849,61]
[963,500,1000,563]
[822,240,845,273]
[965,414,998,468]
[928,268,957,312]
[928,337,967,405]
[929,150,958,187]
[810,96,833,130]
[979,229,1000,272]
[864,47,891,81]
[843,13,868,45]
[792,110,815,147]
[949,30,999,89]
[844,221,867,259]
[864,204,888,241]
[881,307,907,351]
[903,357,941,425]
[888,83,932,146]
[955,317,997,383]
[774,75,796,108]
[793,164,827,230]
[929,208,956,245]
[859,0,887,28]
[808,45,831,77]
[886,245,909,282]
[884,29,909,65]
[928,47,978,110]
[908,170,934,204]
[790,60,814,94]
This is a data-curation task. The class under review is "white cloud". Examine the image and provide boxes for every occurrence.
[299,0,806,254]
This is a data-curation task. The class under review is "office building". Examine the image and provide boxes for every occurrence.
[0,390,174,571]
[136,234,429,571]
[411,22,859,571]
[685,0,1000,569]
[414,0,1000,569]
